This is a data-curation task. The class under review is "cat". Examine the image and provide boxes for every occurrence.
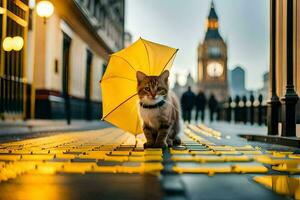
[136,70,181,148]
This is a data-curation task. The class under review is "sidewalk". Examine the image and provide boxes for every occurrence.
[0,124,299,199]
[206,121,300,148]
[0,119,110,141]
[206,121,267,136]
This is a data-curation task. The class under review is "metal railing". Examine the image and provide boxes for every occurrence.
[0,0,29,120]
[217,96,267,126]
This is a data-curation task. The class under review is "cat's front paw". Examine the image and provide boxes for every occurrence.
[154,141,168,149]
[173,136,181,146]
[143,142,154,149]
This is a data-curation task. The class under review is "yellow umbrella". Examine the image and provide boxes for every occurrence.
[100,38,178,135]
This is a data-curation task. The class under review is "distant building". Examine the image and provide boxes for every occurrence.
[229,66,247,97]
[257,71,269,102]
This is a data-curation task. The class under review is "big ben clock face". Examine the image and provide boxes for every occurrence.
[207,62,223,77]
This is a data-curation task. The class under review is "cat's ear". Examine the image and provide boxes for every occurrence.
[136,71,147,84]
[160,70,169,83]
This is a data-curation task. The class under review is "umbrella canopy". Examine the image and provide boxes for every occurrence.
[100,38,178,135]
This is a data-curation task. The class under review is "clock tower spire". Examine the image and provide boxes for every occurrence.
[205,1,222,40]
[197,1,228,102]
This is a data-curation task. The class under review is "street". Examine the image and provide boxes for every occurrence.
[0,123,299,200]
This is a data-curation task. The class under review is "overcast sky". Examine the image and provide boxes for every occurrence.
[125,0,269,90]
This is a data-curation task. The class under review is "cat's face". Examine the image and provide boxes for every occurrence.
[136,70,169,104]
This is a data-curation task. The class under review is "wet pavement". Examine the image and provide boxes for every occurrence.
[0,124,299,199]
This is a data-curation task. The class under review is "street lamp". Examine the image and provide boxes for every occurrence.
[2,36,24,51]
[2,37,14,51]
[12,36,24,51]
[36,0,54,23]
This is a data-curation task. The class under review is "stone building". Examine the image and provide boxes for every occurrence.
[0,0,125,120]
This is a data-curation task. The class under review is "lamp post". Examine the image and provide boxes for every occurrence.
[281,0,299,136]
[267,0,280,135]
[30,0,54,119]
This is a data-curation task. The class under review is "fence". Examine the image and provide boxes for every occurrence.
[217,95,267,126]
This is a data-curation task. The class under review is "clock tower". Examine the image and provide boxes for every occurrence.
[197,1,228,102]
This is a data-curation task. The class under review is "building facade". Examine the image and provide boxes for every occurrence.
[197,1,228,102]
[256,71,269,102]
[0,0,125,120]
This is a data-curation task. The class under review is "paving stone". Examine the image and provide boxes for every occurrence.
[0,125,298,199]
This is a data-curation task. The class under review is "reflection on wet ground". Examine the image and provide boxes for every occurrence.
[254,175,300,199]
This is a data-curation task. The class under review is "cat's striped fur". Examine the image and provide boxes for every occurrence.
[136,70,181,148]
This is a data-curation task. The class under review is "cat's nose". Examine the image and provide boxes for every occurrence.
[150,93,156,98]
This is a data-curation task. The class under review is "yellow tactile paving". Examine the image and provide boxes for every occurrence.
[288,154,300,159]
[57,162,96,174]
[110,151,131,156]
[170,149,190,154]
[237,150,263,155]
[90,166,118,173]
[214,151,240,155]
[254,155,300,165]
[131,151,145,156]
[55,154,76,160]
[232,163,268,173]
[144,149,163,155]
[20,154,55,161]
[223,155,251,162]
[128,155,163,162]
[0,155,21,161]
[0,123,300,187]
[173,164,232,175]
[104,155,129,162]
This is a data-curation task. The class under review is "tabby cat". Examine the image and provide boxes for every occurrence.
[136,70,181,148]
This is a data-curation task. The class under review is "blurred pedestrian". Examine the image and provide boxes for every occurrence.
[208,94,218,122]
[234,95,241,123]
[249,92,255,125]
[227,96,232,122]
[195,90,207,122]
[180,86,195,123]
[242,95,248,124]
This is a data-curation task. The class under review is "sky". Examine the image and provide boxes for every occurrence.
[125,0,269,90]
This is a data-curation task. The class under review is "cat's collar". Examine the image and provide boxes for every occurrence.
[139,100,165,109]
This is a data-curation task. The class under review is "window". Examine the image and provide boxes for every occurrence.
[208,47,220,57]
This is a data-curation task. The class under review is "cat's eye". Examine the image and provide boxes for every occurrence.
[157,87,163,91]
[144,87,150,91]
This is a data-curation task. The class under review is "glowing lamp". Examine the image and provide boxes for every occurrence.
[13,36,24,51]
[36,1,54,19]
[2,37,13,51]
